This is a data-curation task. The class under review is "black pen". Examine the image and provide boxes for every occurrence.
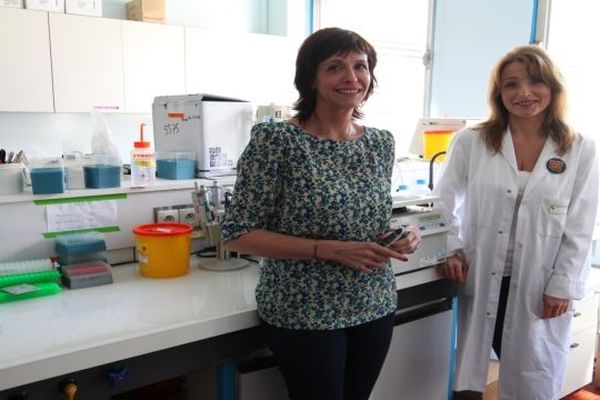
[0,149,5,164]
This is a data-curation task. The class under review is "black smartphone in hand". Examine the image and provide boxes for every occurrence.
[378,227,409,247]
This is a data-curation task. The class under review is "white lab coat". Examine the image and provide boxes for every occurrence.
[433,128,598,400]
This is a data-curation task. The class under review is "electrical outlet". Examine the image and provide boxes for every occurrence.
[178,207,198,226]
[156,209,179,223]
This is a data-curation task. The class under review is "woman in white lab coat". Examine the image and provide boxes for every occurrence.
[434,45,598,400]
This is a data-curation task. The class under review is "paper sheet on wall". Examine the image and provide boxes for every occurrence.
[46,200,118,232]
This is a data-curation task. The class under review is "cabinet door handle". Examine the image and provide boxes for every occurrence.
[573,312,582,318]
[570,343,580,349]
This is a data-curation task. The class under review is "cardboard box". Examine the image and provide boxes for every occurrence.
[24,0,64,12]
[126,0,164,23]
[65,0,101,16]
[0,0,24,8]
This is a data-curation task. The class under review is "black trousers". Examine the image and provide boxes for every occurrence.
[492,276,511,358]
[260,313,395,400]
[454,275,511,400]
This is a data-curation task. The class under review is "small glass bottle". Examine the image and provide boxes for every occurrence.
[131,123,156,187]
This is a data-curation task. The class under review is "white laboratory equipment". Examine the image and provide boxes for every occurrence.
[152,94,253,178]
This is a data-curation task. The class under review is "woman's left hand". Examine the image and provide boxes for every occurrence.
[387,227,421,255]
[542,295,570,319]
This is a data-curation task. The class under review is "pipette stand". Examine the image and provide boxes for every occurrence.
[192,185,249,271]
[196,221,249,271]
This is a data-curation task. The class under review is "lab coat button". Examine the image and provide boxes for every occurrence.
[498,230,503,234]
[491,272,496,276]
[507,189,512,194]
[486,312,491,316]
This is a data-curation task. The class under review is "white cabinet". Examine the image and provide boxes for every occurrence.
[2,10,298,113]
[122,20,185,113]
[50,13,124,112]
[0,8,54,112]
[371,308,453,400]
[560,280,600,397]
[185,27,297,105]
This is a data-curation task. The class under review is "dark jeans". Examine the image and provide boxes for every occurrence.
[261,313,395,400]
[454,275,511,400]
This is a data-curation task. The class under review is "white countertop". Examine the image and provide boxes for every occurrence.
[0,257,259,391]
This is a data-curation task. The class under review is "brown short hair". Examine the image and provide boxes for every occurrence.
[293,27,378,122]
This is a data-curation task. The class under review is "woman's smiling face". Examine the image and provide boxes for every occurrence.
[313,51,371,111]
[500,61,552,122]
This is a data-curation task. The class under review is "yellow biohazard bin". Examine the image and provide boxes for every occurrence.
[423,130,455,161]
[133,223,192,278]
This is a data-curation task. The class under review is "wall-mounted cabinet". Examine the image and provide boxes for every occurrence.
[0,8,54,112]
[0,9,298,113]
[185,27,298,105]
[122,20,185,113]
[50,13,125,112]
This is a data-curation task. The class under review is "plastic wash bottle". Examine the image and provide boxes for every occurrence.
[131,123,156,187]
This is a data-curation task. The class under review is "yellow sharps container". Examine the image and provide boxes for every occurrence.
[133,223,192,278]
[422,130,455,161]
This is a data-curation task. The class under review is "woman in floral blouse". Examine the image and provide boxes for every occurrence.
[222,27,421,400]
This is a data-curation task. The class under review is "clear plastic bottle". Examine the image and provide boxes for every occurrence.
[131,123,156,187]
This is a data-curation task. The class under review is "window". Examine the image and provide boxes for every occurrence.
[542,0,600,258]
[543,0,600,142]
[315,0,432,157]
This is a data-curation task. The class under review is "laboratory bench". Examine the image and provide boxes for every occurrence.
[0,256,460,400]
[0,257,263,399]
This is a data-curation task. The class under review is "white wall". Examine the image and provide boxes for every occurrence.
[102,0,266,33]
[100,0,303,36]
[0,112,151,165]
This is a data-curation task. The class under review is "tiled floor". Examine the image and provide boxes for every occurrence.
[483,361,600,400]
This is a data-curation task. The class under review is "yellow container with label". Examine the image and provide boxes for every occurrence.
[133,223,192,278]
[423,130,454,161]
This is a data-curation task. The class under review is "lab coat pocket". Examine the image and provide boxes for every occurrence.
[539,196,569,238]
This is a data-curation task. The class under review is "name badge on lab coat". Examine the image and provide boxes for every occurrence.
[548,204,568,215]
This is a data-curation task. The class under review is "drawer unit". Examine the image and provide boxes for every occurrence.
[560,288,600,397]
[571,295,598,334]
[561,326,597,397]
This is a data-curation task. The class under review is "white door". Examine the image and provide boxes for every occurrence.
[50,13,124,112]
[0,8,53,112]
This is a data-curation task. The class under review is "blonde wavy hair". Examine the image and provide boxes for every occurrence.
[476,45,574,155]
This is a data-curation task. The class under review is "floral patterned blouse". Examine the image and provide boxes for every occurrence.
[221,121,397,330]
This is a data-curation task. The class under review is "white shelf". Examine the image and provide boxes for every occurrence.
[0,176,237,205]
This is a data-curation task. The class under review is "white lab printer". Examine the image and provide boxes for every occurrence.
[152,94,254,178]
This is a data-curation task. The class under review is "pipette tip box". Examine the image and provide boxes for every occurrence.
[60,261,113,289]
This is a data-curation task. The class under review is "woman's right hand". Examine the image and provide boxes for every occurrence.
[436,253,469,283]
[315,240,409,274]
